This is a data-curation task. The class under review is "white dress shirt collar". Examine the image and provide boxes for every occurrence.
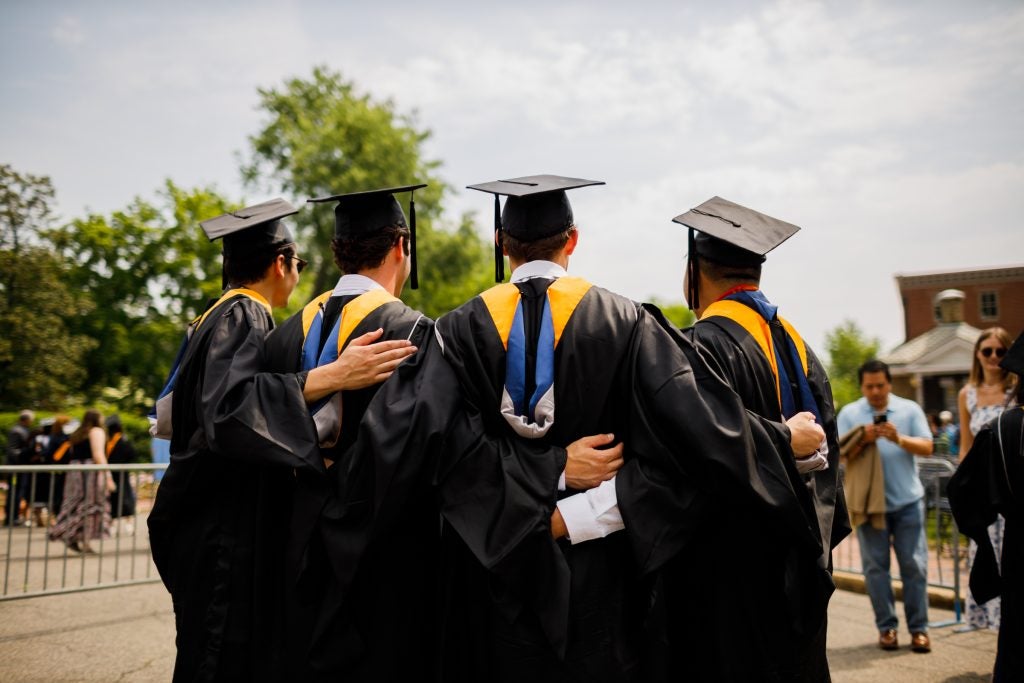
[510,260,567,283]
[331,273,387,297]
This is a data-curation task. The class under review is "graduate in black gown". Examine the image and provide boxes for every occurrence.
[665,197,851,681]
[103,415,136,521]
[422,176,812,682]
[262,185,434,679]
[147,199,414,682]
[266,184,620,681]
[949,333,1024,682]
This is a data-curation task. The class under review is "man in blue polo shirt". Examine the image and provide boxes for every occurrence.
[838,359,935,653]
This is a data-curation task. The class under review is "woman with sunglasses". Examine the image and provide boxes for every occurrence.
[957,326,1018,632]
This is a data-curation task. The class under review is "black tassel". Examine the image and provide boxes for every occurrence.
[494,195,504,282]
[409,193,418,290]
[687,229,699,311]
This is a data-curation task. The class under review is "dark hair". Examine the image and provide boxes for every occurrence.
[331,225,409,274]
[698,257,762,285]
[70,409,104,446]
[858,359,891,385]
[224,243,296,286]
[105,415,123,435]
[502,227,576,264]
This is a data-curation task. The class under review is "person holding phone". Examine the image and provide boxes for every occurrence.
[837,359,934,653]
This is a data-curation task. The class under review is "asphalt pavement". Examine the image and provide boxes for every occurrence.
[0,581,998,682]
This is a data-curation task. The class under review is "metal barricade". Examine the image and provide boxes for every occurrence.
[0,463,167,601]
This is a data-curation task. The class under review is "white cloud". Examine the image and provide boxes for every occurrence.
[51,15,86,47]
[5,0,1023,352]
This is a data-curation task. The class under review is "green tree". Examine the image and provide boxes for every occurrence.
[0,163,96,410]
[49,181,235,408]
[242,66,491,317]
[650,297,696,329]
[824,319,881,410]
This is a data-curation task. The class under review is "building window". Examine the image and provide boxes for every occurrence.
[980,291,998,320]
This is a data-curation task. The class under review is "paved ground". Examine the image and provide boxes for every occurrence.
[828,589,996,683]
[0,581,998,682]
[0,583,174,683]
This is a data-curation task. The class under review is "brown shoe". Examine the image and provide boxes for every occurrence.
[911,632,931,653]
[878,629,899,650]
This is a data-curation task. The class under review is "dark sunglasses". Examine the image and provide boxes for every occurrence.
[283,255,308,274]
[980,347,1006,358]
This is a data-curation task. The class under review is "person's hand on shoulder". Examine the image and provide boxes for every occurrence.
[564,433,623,490]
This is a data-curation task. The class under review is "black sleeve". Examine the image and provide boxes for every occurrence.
[305,324,572,653]
[618,307,823,575]
[200,301,320,473]
[949,425,1003,603]
[263,311,305,374]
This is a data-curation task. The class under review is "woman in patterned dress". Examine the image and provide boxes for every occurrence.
[957,327,1017,630]
[48,410,114,552]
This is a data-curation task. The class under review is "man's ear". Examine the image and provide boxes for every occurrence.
[564,229,580,256]
[270,254,287,279]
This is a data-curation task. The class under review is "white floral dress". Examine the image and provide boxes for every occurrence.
[964,385,1012,630]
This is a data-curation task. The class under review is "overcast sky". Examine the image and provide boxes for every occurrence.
[2,0,1022,353]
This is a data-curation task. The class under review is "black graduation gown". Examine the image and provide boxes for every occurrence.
[313,279,800,683]
[949,407,1024,682]
[148,293,321,683]
[107,435,137,517]
[434,281,797,682]
[674,310,850,682]
[262,292,432,681]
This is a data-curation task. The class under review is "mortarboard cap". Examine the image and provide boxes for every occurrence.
[467,175,604,282]
[672,196,800,267]
[672,196,800,310]
[308,184,427,289]
[200,198,297,254]
[199,198,298,288]
[1000,332,1024,377]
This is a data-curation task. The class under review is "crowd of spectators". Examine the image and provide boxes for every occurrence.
[1,409,138,550]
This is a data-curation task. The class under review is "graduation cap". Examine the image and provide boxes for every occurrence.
[200,198,299,288]
[308,184,427,289]
[1000,332,1024,377]
[467,175,604,282]
[672,196,800,310]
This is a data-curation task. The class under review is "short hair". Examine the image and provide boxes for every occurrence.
[502,227,576,264]
[224,243,296,286]
[105,414,123,435]
[18,410,34,423]
[697,256,762,285]
[331,225,409,275]
[858,359,891,385]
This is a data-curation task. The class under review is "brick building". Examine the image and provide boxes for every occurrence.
[896,265,1024,342]
[881,264,1024,415]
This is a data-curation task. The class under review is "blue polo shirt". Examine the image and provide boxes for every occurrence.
[837,394,932,510]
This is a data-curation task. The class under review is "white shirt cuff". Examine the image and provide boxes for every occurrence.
[555,477,624,545]
[795,437,829,474]
[558,471,566,491]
